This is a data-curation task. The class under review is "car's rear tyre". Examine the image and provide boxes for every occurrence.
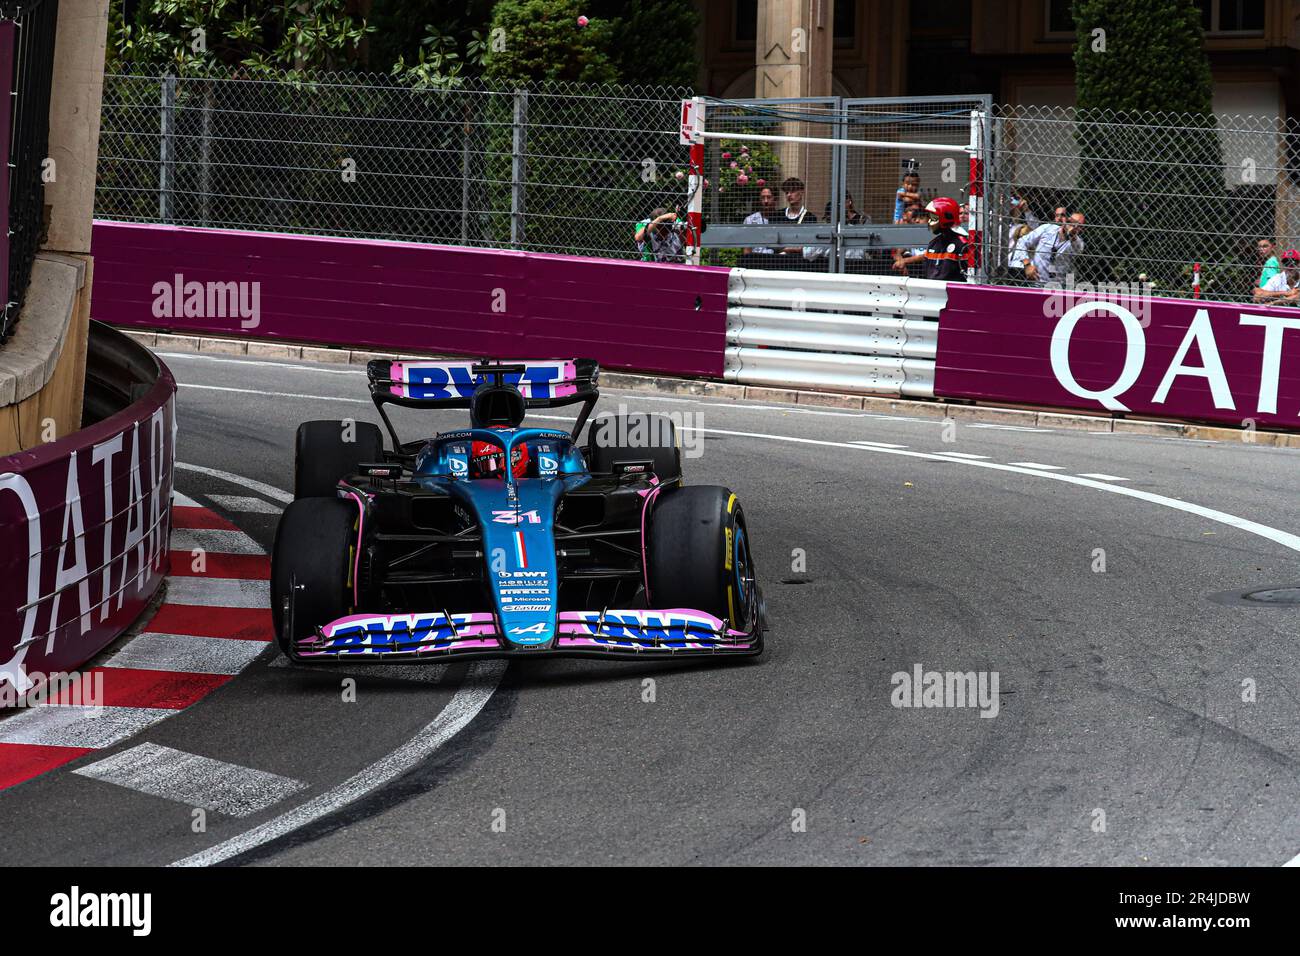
[586,412,681,484]
[646,485,758,633]
[294,420,384,499]
[271,497,357,654]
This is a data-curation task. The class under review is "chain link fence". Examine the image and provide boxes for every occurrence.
[985,104,1300,303]
[95,69,1300,306]
[97,69,691,260]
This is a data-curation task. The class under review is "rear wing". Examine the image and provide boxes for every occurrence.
[366,358,600,450]
[367,358,598,408]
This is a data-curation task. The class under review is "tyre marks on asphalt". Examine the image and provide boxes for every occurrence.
[0,496,273,791]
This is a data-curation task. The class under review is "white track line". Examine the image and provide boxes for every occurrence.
[172,491,201,508]
[170,660,506,866]
[1078,473,1130,482]
[206,494,282,514]
[165,577,270,609]
[102,632,267,676]
[176,462,294,504]
[1008,462,1064,470]
[74,742,308,817]
[181,382,368,405]
[655,423,1300,557]
[933,452,991,459]
[157,353,366,376]
[853,440,909,449]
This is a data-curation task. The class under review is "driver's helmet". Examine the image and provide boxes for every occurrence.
[470,434,530,479]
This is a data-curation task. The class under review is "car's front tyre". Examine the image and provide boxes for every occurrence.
[271,497,357,654]
[646,485,759,635]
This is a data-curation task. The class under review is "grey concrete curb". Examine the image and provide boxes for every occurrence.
[126,329,1300,448]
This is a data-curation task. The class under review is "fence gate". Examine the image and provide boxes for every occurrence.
[695,94,991,278]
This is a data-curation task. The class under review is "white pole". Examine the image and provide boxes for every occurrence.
[697,130,972,154]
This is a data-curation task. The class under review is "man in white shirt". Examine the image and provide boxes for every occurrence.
[775,177,816,259]
[1253,248,1300,305]
[1017,212,1085,285]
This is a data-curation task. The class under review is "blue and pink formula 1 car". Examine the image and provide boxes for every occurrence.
[270,358,766,661]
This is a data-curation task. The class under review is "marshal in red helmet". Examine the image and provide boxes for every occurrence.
[922,197,967,281]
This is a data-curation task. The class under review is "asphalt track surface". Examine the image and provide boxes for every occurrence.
[4,349,1300,866]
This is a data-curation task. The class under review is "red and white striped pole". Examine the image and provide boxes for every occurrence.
[1192,262,1201,299]
[683,97,706,266]
[967,109,985,282]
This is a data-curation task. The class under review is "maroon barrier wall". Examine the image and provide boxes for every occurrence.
[89,221,729,377]
[935,284,1300,431]
[1,324,176,697]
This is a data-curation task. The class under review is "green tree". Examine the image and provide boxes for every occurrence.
[1072,0,1227,290]
[484,0,618,85]
[110,0,373,76]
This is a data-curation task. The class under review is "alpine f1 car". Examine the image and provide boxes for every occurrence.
[270,358,767,660]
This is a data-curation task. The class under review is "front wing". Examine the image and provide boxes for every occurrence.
[288,609,762,661]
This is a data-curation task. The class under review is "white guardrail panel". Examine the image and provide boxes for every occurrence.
[725,269,949,397]
[724,348,936,397]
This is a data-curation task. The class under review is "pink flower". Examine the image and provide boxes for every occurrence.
[577,15,589,26]
[756,178,766,186]
[730,161,737,168]
[737,173,749,186]
[721,151,732,160]
[674,170,684,181]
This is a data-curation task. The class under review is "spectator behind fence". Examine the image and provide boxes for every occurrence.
[1253,248,1300,304]
[776,177,817,259]
[1008,191,1043,232]
[1256,238,1281,290]
[1016,212,1085,285]
[1007,223,1034,281]
[894,170,922,223]
[891,202,930,276]
[741,187,779,260]
[634,207,685,263]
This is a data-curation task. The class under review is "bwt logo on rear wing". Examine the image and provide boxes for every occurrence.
[379,360,586,401]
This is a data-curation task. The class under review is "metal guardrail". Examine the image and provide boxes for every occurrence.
[723,269,945,397]
[1,0,58,344]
